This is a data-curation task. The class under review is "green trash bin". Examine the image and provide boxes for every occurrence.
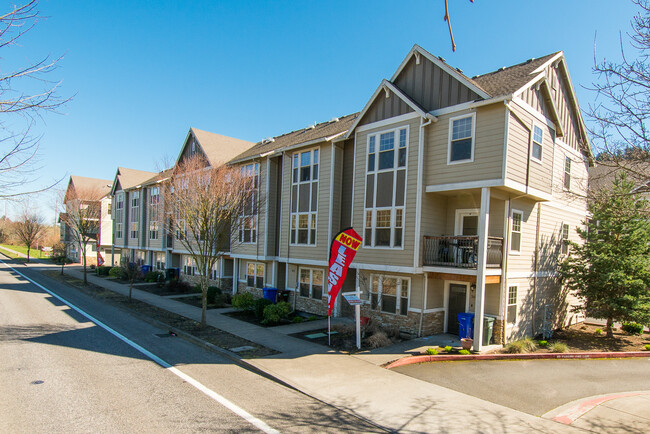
[483,315,495,345]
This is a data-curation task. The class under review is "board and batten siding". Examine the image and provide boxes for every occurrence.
[352,116,420,267]
[424,104,506,187]
[393,55,481,112]
[506,104,554,194]
[360,91,414,126]
[278,140,332,262]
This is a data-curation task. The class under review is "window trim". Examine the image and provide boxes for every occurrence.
[363,125,409,250]
[298,267,324,300]
[506,285,518,327]
[239,163,259,244]
[447,112,476,165]
[290,147,319,247]
[563,156,571,191]
[531,123,544,164]
[246,261,265,289]
[561,223,570,255]
[367,274,410,316]
[510,209,523,255]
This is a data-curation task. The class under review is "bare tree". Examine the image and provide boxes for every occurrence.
[60,186,102,284]
[588,0,650,183]
[13,210,44,261]
[163,155,255,326]
[0,1,69,198]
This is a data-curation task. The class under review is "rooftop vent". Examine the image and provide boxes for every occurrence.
[262,137,275,144]
[499,66,506,71]
[438,56,446,62]
[307,124,315,130]
[329,117,340,123]
[456,67,463,74]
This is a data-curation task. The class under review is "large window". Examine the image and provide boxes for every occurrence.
[507,286,517,324]
[369,275,409,316]
[130,191,139,239]
[182,255,195,275]
[149,186,159,240]
[364,127,407,248]
[532,125,543,162]
[239,163,259,243]
[115,193,124,239]
[510,210,523,253]
[448,114,475,163]
[564,156,571,190]
[291,149,318,245]
[299,268,323,299]
[155,252,165,271]
[246,262,264,289]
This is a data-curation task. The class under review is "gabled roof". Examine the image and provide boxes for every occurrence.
[589,162,650,193]
[472,52,560,97]
[176,128,254,167]
[141,168,173,187]
[65,175,112,202]
[229,113,359,164]
[110,167,157,195]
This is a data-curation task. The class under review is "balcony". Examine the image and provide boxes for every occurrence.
[423,236,503,269]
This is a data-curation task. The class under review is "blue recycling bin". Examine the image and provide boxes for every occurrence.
[457,312,475,339]
[140,265,151,274]
[262,287,278,304]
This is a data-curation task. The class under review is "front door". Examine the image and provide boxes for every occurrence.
[447,283,467,335]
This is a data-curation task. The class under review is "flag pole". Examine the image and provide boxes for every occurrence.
[328,315,331,346]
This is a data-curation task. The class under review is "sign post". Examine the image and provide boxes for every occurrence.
[342,290,363,349]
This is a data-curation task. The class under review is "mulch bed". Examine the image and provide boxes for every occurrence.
[173,294,229,310]
[550,323,650,353]
[224,309,321,328]
[45,271,277,358]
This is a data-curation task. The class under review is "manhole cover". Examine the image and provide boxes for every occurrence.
[31,380,44,385]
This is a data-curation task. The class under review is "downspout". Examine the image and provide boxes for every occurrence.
[413,116,434,270]
[532,202,541,336]
[501,198,511,345]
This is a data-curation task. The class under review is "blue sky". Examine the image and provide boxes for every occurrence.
[5,0,641,219]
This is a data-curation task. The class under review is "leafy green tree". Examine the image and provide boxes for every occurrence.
[560,174,650,337]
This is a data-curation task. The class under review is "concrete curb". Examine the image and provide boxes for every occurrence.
[542,391,650,424]
[385,351,650,369]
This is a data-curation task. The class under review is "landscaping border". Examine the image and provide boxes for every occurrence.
[385,351,650,369]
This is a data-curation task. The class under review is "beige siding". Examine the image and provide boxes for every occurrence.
[506,105,553,194]
[340,140,355,229]
[231,160,268,258]
[394,55,480,111]
[352,116,420,267]
[425,105,506,186]
[331,144,343,238]
[425,276,445,309]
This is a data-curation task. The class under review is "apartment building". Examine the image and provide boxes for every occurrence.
[226,45,593,350]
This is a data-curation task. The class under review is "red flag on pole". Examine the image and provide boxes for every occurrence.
[96,235,104,266]
[327,228,362,316]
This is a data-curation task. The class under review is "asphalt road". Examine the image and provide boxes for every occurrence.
[0,259,382,433]
[393,357,650,416]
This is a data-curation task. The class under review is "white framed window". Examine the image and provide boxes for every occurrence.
[510,210,523,253]
[561,223,570,255]
[246,262,264,289]
[531,125,543,163]
[130,191,139,239]
[364,126,407,248]
[507,286,517,325]
[115,192,124,211]
[564,156,571,190]
[175,219,186,241]
[447,113,475,164]
[182,255,195,275]
[368,274,410,316]
[149,186,159,240]
[115,223,123,239]
[299,268,324,299]
[290,148,318,245]
[155,252,165,271]
[239,163,259,243]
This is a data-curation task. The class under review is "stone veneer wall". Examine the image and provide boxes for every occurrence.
[492,319,504,345]
[358,306,445,337]
[180,274,233,291]
[293,294,328,316]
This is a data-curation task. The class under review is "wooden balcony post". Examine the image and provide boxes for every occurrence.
[473,187,490,351]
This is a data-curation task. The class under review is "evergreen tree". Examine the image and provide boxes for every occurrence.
[560,174,650,337]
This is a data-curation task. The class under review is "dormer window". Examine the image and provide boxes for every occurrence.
[448,113,475,164]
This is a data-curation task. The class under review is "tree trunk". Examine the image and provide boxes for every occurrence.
[129,281,133,302]
[201,276,207,327]
[81,242,87,284]
[26,246,30,262]
[60,262,65,275]
[606,317,614,338]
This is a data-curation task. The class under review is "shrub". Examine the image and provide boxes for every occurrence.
[622,322,644,335]
[426,348,438,355]
[90,264,96,270]
[549,342,568,353]
[645,344,650,351]
[292,316,304,323]
[254,298,273,320]
[365,331,391,349]
[262,301,291,325]
[538,340,548,347]
[504,337,538,354]
[232,292,255,310]
[213,293,228,308]
[166,279,192,294]
[207,286,222,303]
[444,345,452,352]
[307,316,318,321]
[595,328,603,335]
[96,265,112,276]
[458,349,470,355]
[109,266,126,279]
[144,270,164,283]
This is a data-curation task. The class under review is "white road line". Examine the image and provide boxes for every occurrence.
[1,261,279,434]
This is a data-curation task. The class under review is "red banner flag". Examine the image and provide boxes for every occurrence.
[327,228,362,316]
[96,235,104,266]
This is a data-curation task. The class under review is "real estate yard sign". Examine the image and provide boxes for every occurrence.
[327,228,362,316]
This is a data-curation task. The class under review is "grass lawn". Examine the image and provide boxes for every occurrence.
[0,244,48,259]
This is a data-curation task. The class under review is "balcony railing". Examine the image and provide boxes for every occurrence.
[423,236,503,269]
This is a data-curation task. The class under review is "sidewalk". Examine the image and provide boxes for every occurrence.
[39,264,630,432]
